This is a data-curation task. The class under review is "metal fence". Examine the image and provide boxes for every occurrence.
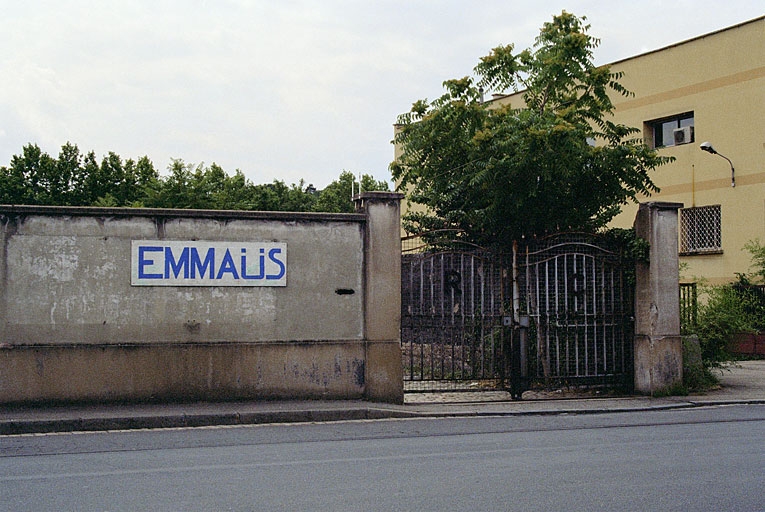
[401,232,635,395]
[680,282,698,334]
[401,248,508,390]
[679,282,765,334]
[517,234,634,390]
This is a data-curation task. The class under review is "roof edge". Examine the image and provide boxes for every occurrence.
[608,15,765,67]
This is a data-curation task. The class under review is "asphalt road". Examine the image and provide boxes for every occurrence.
[2,404,764,511]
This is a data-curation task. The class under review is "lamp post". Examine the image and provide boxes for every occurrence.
[699,141,735,187]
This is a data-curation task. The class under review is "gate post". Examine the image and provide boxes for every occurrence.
[354,192,405,403]
[633,201,684,394]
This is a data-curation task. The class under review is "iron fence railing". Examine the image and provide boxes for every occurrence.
[680,282,765,334]
[401,250,508,391]
[680,282,698,335]
[401,232,635,395]
[518,233,633,391]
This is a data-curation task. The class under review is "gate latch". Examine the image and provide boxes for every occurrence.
[503,316,530,328]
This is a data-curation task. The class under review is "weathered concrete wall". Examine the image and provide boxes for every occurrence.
[354,192,404,401]
[2,210,364,344]
[0,195,404,404]
[633,202,684,394]
[0,342,367,403]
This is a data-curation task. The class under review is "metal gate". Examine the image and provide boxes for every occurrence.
[401,245,509,391]
[517,233,634,393]
[401,232,634,397]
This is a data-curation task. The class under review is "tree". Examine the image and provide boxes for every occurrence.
[1,143,387,214]
[0,143,57,205]
[391,11,672,252]
[205,166,258,211]
[57,142,89,205]
[246,179,313,212]
[146,159,207,209]
[312,171,390,213]
[684,240,765,376]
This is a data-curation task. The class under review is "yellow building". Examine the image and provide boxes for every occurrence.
[397,16,765,284]
[607,15,765,285]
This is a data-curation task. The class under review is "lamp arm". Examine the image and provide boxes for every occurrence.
[718,153,735,187]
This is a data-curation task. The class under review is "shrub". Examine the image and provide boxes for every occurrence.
[694,282,757,369]
[683,335,719,391]
[690,240,764,371]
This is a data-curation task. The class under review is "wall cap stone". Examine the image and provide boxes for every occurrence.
[353,192,405,200]
[0,204,366,223]
[639,201,684,211]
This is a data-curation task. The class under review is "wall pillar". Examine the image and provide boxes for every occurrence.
[633,201,684,394]
[0,216,8,340]
[355,192,405,403]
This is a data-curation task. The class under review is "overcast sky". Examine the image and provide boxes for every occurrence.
[1,1,763,189]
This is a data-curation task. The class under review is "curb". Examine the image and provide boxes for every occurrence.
[0,407,420,436]
[2,399,763,436]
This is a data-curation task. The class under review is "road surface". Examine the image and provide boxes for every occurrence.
[2,404,764,511]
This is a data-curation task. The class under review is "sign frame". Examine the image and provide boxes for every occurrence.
[131,241,287,287]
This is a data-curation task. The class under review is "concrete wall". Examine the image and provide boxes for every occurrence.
[0,193,404,404]
[633,202,684,394]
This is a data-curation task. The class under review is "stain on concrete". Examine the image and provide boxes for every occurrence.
[184,320,201,333]
[353,359,365,387]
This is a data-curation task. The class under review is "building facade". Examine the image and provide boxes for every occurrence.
[607,16,765,285]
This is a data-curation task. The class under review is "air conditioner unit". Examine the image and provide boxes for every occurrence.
[673,126,694,145]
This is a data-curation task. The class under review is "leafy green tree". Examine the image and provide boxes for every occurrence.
[79,150,101,204]
[688,241,765,374]
[391,11,671,251]
[120,156,160,207]
[205,166,258,210]
[313,171,390,213]
[0,146,34,204]
[275,179,317,212]
[1,143,389,214]
[0,143,56,205]
[246,179,313,212]
[0,142,99,205]
[146,159,207,209]
[57,142,89,205]
[695,284,755,368]
[82,152,160,207]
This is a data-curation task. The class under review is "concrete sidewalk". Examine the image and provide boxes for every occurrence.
[2,361,763,436]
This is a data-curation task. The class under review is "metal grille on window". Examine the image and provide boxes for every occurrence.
[680,205,722,254]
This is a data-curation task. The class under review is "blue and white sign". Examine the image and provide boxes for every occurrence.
[131,241,287,286]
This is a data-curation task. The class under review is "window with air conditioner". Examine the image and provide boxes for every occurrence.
[646,112,694,148]
[673,126,694,145]
[680,205,722,255]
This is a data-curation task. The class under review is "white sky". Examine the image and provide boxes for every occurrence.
[1,1,763,189]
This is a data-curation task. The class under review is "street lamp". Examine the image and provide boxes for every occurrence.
[699,141,735,187]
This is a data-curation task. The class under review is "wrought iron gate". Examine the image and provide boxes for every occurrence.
[517,234,634,393]
[401,246,509,390]
[401,232,634,397]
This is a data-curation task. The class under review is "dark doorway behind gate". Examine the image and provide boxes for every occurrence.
[401,232,634,398]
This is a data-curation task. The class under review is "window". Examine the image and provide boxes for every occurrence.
[646,112,694,148]
[680,205,722,255]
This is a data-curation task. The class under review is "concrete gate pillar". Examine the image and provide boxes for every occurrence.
[633,201,684,394]
[354,192,405,403]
